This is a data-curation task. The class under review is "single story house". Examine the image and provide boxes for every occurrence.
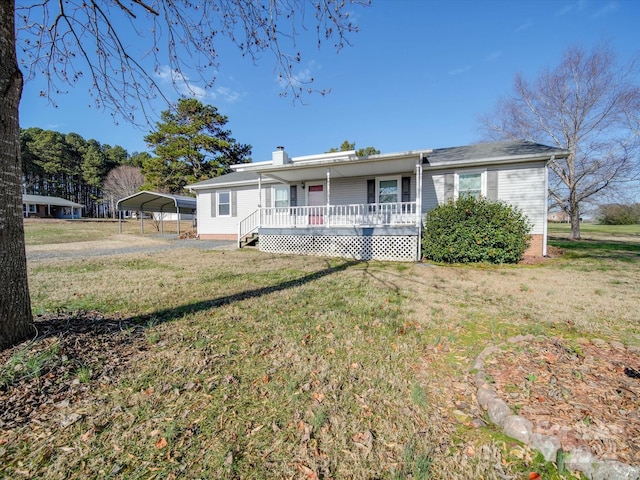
[23,194,83,219]
[187,141,570,261]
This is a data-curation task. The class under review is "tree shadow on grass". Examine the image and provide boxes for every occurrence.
[549,237,640,262]
[29,258,364,340]
[1,259,365,428]
[134,258,364,325]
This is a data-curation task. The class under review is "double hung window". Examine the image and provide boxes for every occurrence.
[377,176,401,203]
[458,172,483,199]
[218,191,231,216]
[274,186,289,208]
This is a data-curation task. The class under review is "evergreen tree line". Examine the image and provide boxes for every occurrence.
[20,127,149,217]
[20,100,253,218]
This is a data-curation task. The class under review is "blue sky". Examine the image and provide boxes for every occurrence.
[18,0,640,163]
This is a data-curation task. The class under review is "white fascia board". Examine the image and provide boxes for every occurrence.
[230,160,273,171]
[239,149,432,175]
[187,178,277,191]
[427,152,569,170]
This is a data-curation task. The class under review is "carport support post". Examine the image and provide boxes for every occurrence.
[177,208,181,235]
[140,211,144,234]
[118,210,122,233]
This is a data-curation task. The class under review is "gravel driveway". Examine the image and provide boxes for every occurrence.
[26,235,237,261]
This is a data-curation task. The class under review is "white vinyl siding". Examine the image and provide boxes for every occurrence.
[421,163,547,234]
[497,165,546,234]
[197,185,263,236]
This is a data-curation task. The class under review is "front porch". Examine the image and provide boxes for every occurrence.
[239,201,422,261]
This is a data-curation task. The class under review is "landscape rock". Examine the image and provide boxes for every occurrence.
[591,460,640,480]
[529,433,561,462]
[487,398,511,426]
[564,446,595,478]
[476,386,497,409]
[501,415,533,444]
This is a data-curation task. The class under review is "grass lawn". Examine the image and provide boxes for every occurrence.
[1,222,639,478]
[23,218,195,245]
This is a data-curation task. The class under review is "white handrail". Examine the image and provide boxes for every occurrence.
[261,202,417,228]
[238,209,260,247]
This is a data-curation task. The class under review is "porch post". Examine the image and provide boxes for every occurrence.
[415,163,423,227]
[258,174,262,225]
[326,169,331,227]
[543,156,553,257]
[416,162,423,261]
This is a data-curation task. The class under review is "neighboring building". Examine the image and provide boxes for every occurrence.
[23,194,83,219]
[187,141,570,261]
[548,211,570,223]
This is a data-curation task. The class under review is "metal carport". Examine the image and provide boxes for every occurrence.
[116,191,197,235]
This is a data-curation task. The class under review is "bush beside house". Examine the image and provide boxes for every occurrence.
[422,196,532,264]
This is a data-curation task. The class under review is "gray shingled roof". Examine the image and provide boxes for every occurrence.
[187,171,261,188]
[425,141,569,165]
[23,194,83,208]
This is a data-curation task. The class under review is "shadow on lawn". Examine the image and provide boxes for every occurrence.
[30,258,364,339]
[0,259,366,429]
[549,236,640,262]
[137,258,363,325]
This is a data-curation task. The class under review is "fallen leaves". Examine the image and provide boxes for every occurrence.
[154,437,168,449]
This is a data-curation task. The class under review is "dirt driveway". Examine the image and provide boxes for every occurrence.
[26,234,237,261]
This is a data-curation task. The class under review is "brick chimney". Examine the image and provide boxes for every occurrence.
[272,146,290,165]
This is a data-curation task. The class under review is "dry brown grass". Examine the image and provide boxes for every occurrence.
[1,225,638,479]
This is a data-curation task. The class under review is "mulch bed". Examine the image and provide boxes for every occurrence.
[484,337,640,467]
[0,312,147,431]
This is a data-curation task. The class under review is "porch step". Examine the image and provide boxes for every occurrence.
[240,232,259,248]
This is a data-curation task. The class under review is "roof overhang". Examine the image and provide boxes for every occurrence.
[425,151,570,170]
[238,150,430,184]
[23,195,84,208]
[116,191,197,214]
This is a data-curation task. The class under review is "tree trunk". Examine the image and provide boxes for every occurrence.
[569,192,581,240]
[0,0,34,350]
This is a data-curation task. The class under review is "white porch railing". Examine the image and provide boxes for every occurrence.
[261,202,418,228]
[238,209,261,247]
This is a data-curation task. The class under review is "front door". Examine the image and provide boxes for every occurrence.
[307,184,324,225]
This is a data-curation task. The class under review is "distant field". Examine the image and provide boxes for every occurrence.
[548,222,640,239]
[23,218,196,245]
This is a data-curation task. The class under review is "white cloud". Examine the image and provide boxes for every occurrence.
[554,4,573,16]
[515,19,533,32]
[276,60,320,90]
[485,51,503,62]
[448,65,471,76]
[592,1,618,18]
[155,65,208,99]
[212,86,242,103]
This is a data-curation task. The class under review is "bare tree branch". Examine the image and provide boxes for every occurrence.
[478,42,640,239]
[17,0,370,124]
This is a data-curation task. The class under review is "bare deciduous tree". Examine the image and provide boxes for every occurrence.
[103,165,145,217]
[478,42,640,239]
[1,0,369,350]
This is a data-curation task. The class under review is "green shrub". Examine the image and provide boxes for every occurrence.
[422,196,532,264]
[597,203,640,225]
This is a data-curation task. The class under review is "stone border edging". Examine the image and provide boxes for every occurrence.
[472,334,640,480]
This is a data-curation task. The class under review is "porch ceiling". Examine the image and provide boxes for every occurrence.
[258,156,420,183]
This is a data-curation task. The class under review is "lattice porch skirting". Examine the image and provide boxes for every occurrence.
[258,227,420,262]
